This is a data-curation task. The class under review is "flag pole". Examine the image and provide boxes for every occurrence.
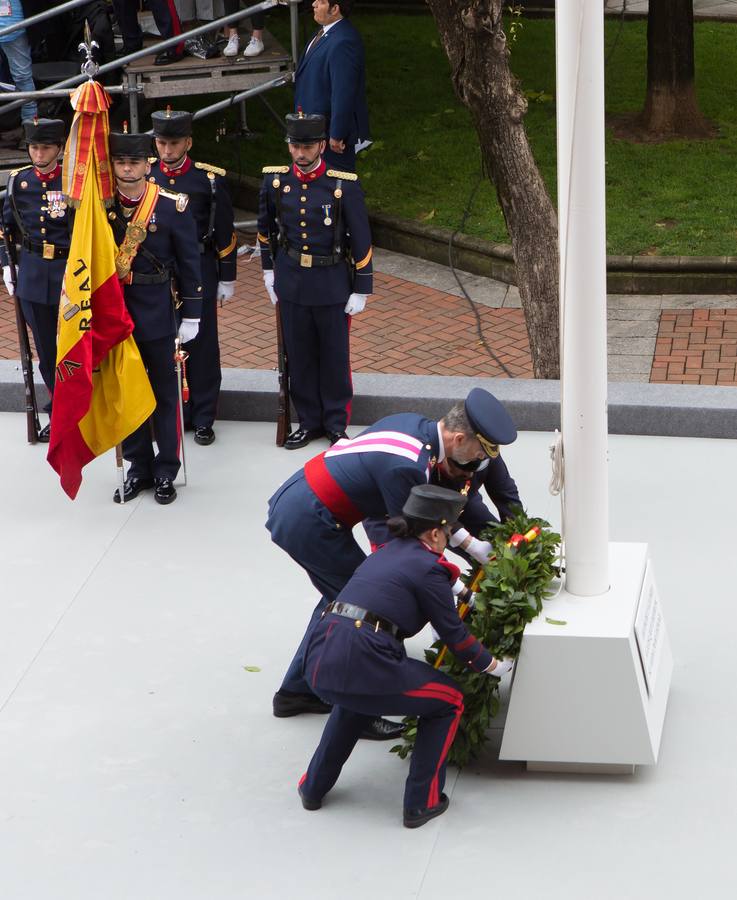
[174,337,188,486]
[115,443,126,503]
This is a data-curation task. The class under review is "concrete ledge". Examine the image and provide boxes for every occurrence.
[4,361,736,440]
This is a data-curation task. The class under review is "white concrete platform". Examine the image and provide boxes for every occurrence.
[1,413,735,899]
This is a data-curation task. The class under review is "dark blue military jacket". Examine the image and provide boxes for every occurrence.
[149,156,236,294]
[294,17,370,147]
[0,163,70,305]
[364,455,522,548]
[108,189,203,342]
[304,538,493,696]
[257,160,372,306]
[318,413,440,519]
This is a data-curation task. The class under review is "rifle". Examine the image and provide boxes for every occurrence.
[275,302,291,447]
[2,231,41,443]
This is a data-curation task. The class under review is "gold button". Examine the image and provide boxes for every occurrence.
[300,209,306,214]
[300,221,306,227]
[302,245,309,250]
[39,215,45,222]
[40,193,45,199]
[170,178,176,185]
[40,227,46,234]
[301,232,307,239]
[426,444,432,450]
[354,620,362,629]
[300,196,307,202]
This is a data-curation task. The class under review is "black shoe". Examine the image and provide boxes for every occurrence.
[273,689,332,718]
[403,793,450,829]
[326,430,348,445]
[37,423,51,443]
[284,427,324,450]
[153,477,177,505]
[154,48,184,66]
[194,425,215,446]
[113,475,154,504]
[360,717,406,742]
[298,786,322,811]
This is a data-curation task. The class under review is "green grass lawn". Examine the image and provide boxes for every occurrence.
[189,12,737,257]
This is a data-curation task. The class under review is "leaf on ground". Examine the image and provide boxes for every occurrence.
[545,617,567,626]
[242,665,261,672]
[419,209,436,221]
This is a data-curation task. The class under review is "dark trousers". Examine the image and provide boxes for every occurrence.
[300,666,464,811]
[20,299,58,413]
[181,261,221,428]
[223,0,264,29]
[265,474,366,694]
[113,0,183,52]
[279,300,352,433]
[322,143,356,173]
[123,334,180,480]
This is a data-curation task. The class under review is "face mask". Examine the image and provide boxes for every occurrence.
[447,456,483,473]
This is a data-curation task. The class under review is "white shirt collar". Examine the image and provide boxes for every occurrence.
[322,19,341,35]
[436,422,446,465]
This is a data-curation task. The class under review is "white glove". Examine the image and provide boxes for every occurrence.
[344,293,367,316]
[263,269,278,306]
[178,318,200,344]
[484,657,514,676]
[3,265,15,295]
[448,528,493,564]
[217,281,236,304]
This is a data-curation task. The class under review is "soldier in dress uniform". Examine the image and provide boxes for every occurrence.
[266,387,517,741]
[107,130,203,505]
[298,484,504,828]
[1,118,69,442]
[150,108,237,446]
[365,439,523,564]
[257,111,373,450]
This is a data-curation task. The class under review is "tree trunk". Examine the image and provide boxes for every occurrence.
[426,0,559,379]
[639,0,713,139]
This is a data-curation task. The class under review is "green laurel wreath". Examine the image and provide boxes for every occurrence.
[391,511,561,768]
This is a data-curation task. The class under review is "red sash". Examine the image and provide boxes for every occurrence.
[304,452,364,528]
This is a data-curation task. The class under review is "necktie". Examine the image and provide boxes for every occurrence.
[308,27,325,55]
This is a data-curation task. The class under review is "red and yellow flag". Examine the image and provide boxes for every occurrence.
[47,81,155,499]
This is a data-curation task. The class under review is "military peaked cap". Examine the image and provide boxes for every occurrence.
[109,132,153,159]
[24,118,65,145]
[464,388,517,452]
[151,109,193,138]
[285,112,326,143]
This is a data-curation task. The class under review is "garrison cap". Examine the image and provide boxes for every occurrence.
[109,131,153,159]
[24,118,65,145]
[465,387,517,452]
[285,111,326,143]
[151,108,193,138]
[402,485,466,527]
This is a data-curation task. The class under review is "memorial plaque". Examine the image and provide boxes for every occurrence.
[635,561,665,695]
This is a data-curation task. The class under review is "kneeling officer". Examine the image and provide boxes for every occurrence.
[297,484,503,829]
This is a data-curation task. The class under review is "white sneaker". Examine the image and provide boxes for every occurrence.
[243,36,264,58]
[223,34,239,57]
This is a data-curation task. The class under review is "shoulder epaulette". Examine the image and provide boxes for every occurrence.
[9,164,32,177]
[326,169,358,181]
[262,165,290,174]
[195,161,226,177]
[148,156,158,165]
[159,188,189,211]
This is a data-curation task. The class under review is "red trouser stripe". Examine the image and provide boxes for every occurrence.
[404,681,464,809]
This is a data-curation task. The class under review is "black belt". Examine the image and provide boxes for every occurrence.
[284,246,344,268]
[130,270,170,285]
[20,238,68,260]
[325,601,404,639]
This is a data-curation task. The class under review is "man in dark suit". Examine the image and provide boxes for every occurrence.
[294,0,370,172]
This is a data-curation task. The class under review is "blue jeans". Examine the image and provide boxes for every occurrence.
[0,33,37,123]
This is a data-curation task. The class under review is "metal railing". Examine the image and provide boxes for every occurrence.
[0,0,299,118]
[0,0,93,40]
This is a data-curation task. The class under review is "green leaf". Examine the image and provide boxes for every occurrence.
[545,617,568,626]
[242,665,261,672]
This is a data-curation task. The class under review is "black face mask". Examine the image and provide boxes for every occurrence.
[447,456,483,473]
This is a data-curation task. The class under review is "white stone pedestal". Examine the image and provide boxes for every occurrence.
[499,543,672,773]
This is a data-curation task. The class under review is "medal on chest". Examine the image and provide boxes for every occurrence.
[46,190,67,218]
[322,204,332,226]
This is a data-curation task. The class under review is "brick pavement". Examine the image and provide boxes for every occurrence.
[3,252,737,386]
[650,308,737,386]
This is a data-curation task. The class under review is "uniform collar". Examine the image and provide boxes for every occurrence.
[33,163,61,182]
[160,156,192,177]
[117,188,144,208]
[436,422,446,465]
[293,158,326,184]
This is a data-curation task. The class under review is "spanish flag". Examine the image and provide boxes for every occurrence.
[47,81,155,499]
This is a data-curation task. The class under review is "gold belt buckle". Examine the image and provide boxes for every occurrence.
[42,242,55,260]
[300,252,312,268]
